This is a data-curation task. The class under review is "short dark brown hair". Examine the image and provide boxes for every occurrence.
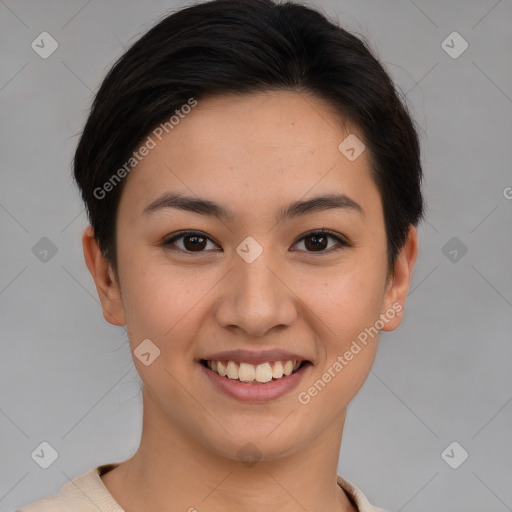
[73,0,424,278]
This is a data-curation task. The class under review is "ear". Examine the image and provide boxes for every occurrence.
[380,225,418,331]
[82,225,126,326]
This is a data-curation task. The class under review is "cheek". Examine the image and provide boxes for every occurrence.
[118,259,203,402]
[298,267,386,409]
[299,256,387,338]
[117,246,195,350]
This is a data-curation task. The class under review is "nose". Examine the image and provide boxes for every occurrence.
[214,251,297,338]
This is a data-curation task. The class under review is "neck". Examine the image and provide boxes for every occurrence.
[101,389,357,512]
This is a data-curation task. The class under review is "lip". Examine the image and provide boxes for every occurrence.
[199,360,312,403]
[200,349,310,366]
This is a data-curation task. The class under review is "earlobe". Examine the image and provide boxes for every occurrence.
[82,226,126,326]
[380,225,418,332]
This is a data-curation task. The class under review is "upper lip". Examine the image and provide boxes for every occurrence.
[200,349,311,366]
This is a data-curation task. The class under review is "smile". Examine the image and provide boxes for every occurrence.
[199,358,312,402]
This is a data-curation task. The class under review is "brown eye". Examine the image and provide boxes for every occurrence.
[163,231,219,253]
[162,229,349,255]
[292,230,349,253]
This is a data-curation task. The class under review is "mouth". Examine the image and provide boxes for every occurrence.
[200,359,310,384]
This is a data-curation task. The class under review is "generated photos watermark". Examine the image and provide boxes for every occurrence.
[93,97,198,200]
[297,302,402,405]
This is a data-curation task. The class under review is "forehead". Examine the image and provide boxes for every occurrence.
[118,90,380,223]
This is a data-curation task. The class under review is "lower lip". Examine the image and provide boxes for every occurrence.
[199,362,311,403]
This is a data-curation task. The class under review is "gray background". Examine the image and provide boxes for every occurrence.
[1,1,511,511]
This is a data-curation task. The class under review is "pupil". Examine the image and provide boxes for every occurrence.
[185,235,206,251]
[306,234,327,251]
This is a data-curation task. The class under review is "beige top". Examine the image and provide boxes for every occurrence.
[18,463,387,512]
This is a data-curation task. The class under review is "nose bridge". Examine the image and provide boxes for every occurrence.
[216,238,297,336]
[235,241,283,309]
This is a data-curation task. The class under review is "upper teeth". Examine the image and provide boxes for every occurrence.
[207,360,302,383]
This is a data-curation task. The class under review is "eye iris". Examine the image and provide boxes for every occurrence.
[184,234,207,251]
[305,233,328,251]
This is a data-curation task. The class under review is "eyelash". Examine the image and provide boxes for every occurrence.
[161,229,351,255]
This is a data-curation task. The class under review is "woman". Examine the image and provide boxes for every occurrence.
[19,0,423,510]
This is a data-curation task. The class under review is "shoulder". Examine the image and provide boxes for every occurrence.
[17,464,124,512]
[337,474,390,512]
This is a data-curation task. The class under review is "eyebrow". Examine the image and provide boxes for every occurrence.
[142,191,364,223]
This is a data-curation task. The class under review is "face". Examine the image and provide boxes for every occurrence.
[84,90,417,462]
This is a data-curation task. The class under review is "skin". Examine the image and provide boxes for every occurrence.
[82,90,418,512]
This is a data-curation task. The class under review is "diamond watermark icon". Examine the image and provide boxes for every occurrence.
[441,32,468,59]
[236,236,263,264]
[441,441,468,469]
[32,237,58,263]
[338,134,365,161]
[31,32,59,59]
[237,442,263,468]
[442,236,468,263]
[134,338,161,366]
[31,441,59,469]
